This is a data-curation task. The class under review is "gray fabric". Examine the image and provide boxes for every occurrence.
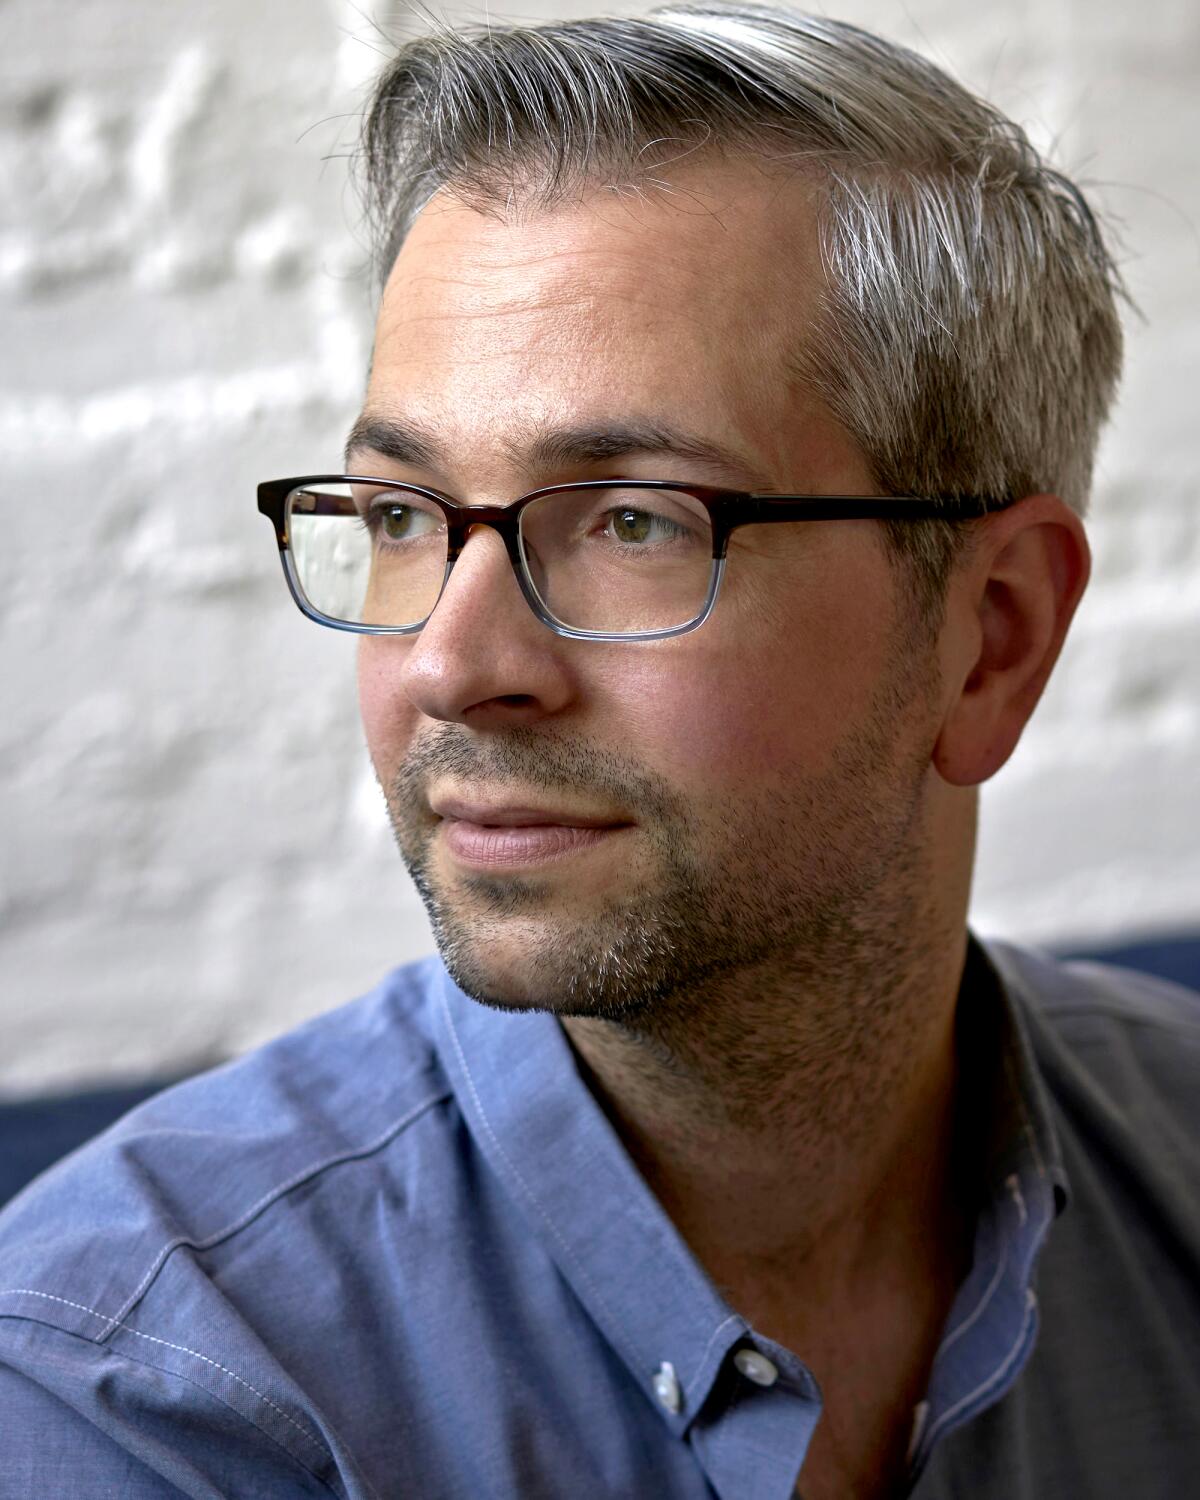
[914,943,1200,1497]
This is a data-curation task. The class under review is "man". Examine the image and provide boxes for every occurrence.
[0,5,1196,1497]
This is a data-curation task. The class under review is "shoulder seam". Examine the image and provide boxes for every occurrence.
[110,1086,449,1327]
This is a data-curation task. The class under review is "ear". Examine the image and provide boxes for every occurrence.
[933,495,1090,787]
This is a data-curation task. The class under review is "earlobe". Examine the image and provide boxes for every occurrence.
[932,495,1090,788]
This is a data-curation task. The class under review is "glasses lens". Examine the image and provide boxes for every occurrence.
[287,482,447,628]
[519,487,714,634]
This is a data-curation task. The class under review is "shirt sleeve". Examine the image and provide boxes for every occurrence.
[0,1361,188,1498]
[0,1322,341,1499]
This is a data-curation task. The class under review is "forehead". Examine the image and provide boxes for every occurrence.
[364,159,833,479]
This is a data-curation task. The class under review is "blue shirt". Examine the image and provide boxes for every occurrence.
[0,938,1197,1497]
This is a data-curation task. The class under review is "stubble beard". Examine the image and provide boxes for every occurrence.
[388,726,733,1023]
[380,642,944,1126]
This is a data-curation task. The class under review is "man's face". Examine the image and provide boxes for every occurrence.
[355,159,946,1021]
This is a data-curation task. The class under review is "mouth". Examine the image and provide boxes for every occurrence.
[430,795,634,870]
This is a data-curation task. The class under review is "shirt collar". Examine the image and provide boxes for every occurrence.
[910,936,1070,1468]
[433,935,1067,1449]
[962,935,1070,1221]
[433,969,817,1437]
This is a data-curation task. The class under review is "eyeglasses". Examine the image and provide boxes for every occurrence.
[257,476,1011,642]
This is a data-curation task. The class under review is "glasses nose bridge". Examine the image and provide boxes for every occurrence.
[442,503,531,619]
[443,497,527,564]
[433,498,537,629]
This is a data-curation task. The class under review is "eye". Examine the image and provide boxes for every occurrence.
[602,506,694,546]
[369,501,443,543]
[610,508,653,544]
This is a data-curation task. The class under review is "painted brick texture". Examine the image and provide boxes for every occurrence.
[2,0,1197,1093]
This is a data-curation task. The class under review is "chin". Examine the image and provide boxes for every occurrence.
[437,939,562,1015]
[433,900,711,1028]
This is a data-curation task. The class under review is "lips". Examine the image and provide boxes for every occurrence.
[431,797,626,830]
[430,795,632,869]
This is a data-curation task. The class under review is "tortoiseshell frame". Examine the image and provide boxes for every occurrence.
[257,475,1014,643]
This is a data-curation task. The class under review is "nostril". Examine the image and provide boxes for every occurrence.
[465,694,539,714]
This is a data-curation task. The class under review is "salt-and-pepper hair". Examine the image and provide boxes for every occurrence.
[361,2,1125,583]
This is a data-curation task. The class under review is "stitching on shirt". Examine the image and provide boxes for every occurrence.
[922,1287,1037,1451]
[0,1288,120,1330]
[119,1328,327,1456]
[111,1089,448,1327]
[439,992,625,1341]
[0,1288,328,1459]
[932,1240,1009,1361]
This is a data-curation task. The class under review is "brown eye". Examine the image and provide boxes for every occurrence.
[612,509,652,543]
[602,507,695,546]
[374,503,441,543]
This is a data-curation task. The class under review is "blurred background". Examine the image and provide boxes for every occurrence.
[1,0,1198,1137]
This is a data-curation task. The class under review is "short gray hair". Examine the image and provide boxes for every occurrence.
[360,3,1126,607]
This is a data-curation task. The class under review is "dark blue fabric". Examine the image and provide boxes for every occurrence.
[1058,934,1200,992]
[0,938,1196,1497]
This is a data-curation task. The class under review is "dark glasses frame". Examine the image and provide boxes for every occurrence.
[257,475,1014,642]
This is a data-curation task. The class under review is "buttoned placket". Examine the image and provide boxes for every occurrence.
[437,974,828,1498]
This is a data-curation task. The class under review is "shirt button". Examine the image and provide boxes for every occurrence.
[733,1348,779,1387]
[651,1361,682,1413]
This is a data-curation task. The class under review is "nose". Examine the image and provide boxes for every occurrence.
[392,525,578,728]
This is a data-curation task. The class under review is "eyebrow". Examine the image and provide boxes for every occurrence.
[344,414,441,471]
[343,413,774,490]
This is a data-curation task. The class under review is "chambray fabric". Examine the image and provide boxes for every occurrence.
[0,938,1196,1499]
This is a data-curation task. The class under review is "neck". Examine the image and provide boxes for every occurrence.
[562,921,971,1327]
[559,790,981,1500]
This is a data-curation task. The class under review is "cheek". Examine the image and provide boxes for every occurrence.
[597,642,812,789]
[603,590,890,788]
[357,639,415,774]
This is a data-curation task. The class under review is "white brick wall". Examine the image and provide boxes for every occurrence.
[2,0,1197,1094]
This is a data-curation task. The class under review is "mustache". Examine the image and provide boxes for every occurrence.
[385,723,683,825]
